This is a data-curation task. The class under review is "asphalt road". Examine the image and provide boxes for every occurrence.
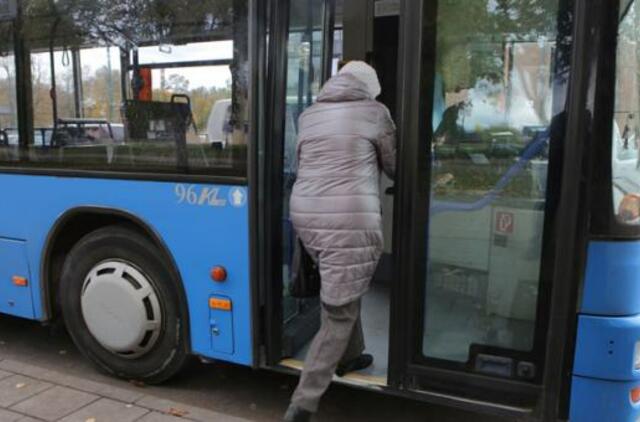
[0,315,511,422]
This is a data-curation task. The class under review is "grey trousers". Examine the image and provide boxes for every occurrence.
[291,299,365,412]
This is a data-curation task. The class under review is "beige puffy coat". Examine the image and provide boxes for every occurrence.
[289,73,396,306]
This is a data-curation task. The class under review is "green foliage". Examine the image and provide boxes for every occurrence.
[437,0,559,92]
[22,0,235,50]
[433,158,538,200]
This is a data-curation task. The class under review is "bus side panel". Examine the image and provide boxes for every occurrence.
[571,241,640,422]
[570,376,639,422]
[0,174,252,366]
[581,241,640,315]
[0,238,35,319]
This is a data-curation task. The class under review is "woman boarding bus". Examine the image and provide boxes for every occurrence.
[0,0,638,420]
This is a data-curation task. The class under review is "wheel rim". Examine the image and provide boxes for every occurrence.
[80,260,163,359]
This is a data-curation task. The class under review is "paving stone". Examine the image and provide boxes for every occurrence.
[59,398,148,422]
[136,396,251,422]
[136,412,186,422]
[0,375,52,407]
[0,408,22,422]
[0,371,14,382]
[45,375,143,404]
[11,386,98,421]
[16,418,45,422]
[0,362,47,381]
[0,360,144,403]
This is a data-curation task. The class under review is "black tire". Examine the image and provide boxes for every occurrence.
[59,225,189,384]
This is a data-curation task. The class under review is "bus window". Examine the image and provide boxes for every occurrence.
[80,47,123,125]
[0,22,17,155]
[423,0,561,363]
[128,65,233,147]
[31,51,77,130]
[612,1,640,224]
[3,0,248,177]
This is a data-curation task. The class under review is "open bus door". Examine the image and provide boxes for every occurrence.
[387,0,583,417]
[263,0,337,365]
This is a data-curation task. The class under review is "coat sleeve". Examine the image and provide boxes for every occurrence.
[375,105,397,180]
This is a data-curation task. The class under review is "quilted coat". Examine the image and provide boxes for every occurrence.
[289,72,396,306]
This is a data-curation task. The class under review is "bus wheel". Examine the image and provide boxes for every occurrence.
[59,225,188,384]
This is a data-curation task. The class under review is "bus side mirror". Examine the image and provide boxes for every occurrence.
[0,0,16,22]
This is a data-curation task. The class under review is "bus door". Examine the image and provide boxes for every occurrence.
[264,0,336,364]
[389,0,575,413]
[264,0,405,381]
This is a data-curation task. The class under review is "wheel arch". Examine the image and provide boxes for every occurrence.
[41,206,191,350]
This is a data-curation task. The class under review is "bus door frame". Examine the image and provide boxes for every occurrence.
[261,0,337,366]
[386,0,618,419]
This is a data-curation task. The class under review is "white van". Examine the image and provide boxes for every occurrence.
[206,99,232,148]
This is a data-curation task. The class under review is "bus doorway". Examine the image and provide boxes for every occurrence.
[264,0,400,386]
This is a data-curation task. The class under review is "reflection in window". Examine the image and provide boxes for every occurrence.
[423,0,565,365]
[613,1,640,224]
[1,0,248,176]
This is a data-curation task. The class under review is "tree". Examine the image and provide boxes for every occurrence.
[166,74,190,94]
[82,66,122,122]
[437,0,560,92]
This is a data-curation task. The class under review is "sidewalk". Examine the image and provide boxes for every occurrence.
[0,359,251,422]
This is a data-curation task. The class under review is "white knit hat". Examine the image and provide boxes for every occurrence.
[339,61,382,98]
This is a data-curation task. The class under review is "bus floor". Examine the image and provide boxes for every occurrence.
[282,283,390,387]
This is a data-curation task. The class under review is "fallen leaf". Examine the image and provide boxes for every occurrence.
[15,383,26,389]
[59,350,67,355]
[85,418,96,422]
[167,407,189,417]
[129,380,145,388]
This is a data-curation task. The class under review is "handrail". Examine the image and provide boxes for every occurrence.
[431,128,551,215]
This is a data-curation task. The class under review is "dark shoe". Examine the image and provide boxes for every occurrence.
[283,404,313,422]
[336,353,374,377]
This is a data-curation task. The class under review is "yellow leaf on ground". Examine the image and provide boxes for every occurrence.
[167,407,189,417]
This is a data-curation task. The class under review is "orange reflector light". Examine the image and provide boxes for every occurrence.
[209,297,232,311]
[210,266,228,282]
[12,276,28,287]
[631,387,640,403]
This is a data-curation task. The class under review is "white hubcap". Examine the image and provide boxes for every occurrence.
[81,261,162,359]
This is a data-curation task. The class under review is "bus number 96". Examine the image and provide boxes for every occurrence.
[175,184,227,207]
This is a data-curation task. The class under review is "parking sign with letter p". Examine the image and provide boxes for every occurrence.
[496,211,515,234]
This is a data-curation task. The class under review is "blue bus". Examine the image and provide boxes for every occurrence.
[0,0,638,420]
